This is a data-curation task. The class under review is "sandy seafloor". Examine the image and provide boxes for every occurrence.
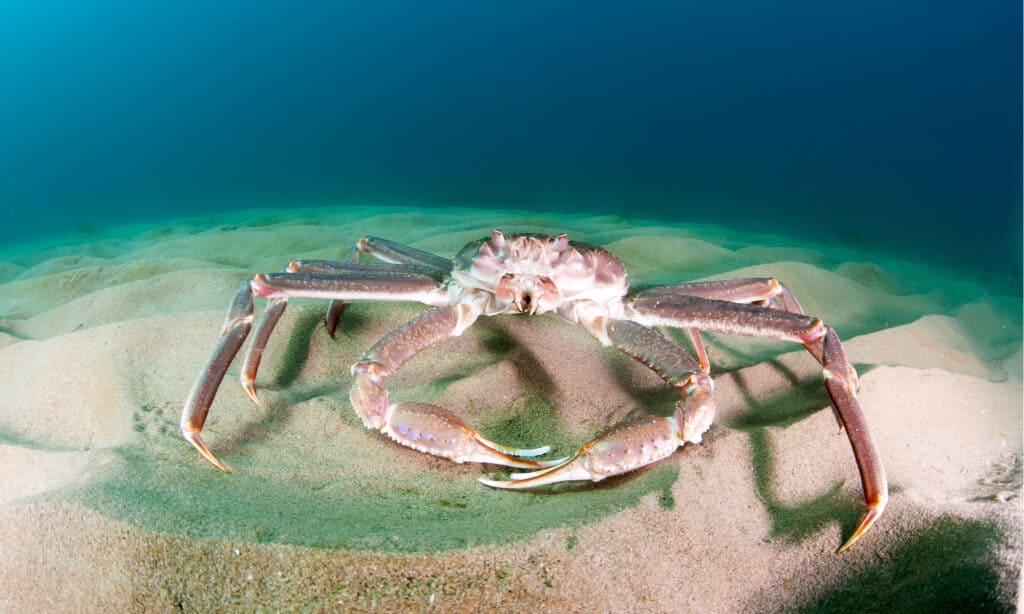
[0,205,1020,612]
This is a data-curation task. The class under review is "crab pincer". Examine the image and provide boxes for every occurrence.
[480,414,685,489]
[381,402,566,469]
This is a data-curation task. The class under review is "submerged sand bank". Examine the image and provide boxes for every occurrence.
[0,206,1020,611]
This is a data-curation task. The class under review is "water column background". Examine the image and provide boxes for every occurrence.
[0,1,1019,283]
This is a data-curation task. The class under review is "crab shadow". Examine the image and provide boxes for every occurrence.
[80,305,687,552]
[605,328,881,548]
[117,301,879,552]
[207,305,569,463]
[729,355,884,547]
[796,516,1008,612]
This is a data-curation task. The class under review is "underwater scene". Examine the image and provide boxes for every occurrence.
[0,2,1020,612]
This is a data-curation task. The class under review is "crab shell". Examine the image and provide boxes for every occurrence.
[450,230,628,316]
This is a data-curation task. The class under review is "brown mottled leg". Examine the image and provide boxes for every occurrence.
[350,306,562,469]
[627,295,887,551]
[181,281,254,471]
[818,327,884,551]
[324,237,453,336]
[181,265,448,471]
[636,277,805,313]
[636,277,806,369]
[238,297,287,403]
[483,319,716,488]
[238,261,318,403]
[237,255,449,403]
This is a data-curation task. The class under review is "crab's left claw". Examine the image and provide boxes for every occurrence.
[480,414,686,489]
[378,401,568,470]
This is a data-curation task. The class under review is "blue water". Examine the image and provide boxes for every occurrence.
[1,1,1020,280]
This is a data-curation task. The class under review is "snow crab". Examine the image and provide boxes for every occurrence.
[181,231,887,551]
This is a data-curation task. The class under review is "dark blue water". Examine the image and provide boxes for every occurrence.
[1,1,1020,279]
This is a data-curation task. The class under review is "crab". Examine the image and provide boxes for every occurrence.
[181,230,887,551]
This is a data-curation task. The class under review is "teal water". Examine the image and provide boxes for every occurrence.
[0,2,1020,282]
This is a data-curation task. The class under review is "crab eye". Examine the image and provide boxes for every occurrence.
[491,229,506,249]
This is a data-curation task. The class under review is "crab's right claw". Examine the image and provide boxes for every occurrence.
[479,449,594,488]
[480,414,684,489]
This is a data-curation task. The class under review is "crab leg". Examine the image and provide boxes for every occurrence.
[325,236,453,336]
[482,319,716,487]
[636,277,806,370]
[239,297,287,403]
[238,261,330,403]
[636,277,805,313]
[350,306,562,469]
[639,277,860,433]
[180,281,254,471]
[627,295,887,552]
[181,265,448,471]
[238,259,447,403]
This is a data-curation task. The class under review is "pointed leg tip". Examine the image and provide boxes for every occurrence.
[183,430,232,473]
[836,533,861,554]
[242,380,260,404]
[837,500,887,554]
[325,314,341,338]
[206,452,233,473]
[201,449,232,473]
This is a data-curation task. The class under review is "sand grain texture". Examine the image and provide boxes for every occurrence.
[0,206,1020,612]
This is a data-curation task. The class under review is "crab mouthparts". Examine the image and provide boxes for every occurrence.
[497,275,560,315]
[514,290,537,315]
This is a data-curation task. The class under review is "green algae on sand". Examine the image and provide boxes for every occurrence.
[73,441,679,552]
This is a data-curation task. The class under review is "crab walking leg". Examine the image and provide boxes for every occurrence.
[637,277,805,313]
[238,297,287,403]
[482,320,716,488]
[628,295,887,551]
[325,237,453,337]
[641,277,854,428]
[237,261,326,403]
[350,236,453,272]
[350,306,563,469]
[818,327,886,552]
[637,277,806,370]
[236,259,445,403]
[180,281,254,471]
[181,266,449,471]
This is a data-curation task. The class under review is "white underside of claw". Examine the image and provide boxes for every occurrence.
[480,414,687,490]
[474,434,551,458]
[460,448,569,469]
[478,454,594,489]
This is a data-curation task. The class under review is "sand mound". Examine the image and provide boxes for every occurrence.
[0,205,1020,611]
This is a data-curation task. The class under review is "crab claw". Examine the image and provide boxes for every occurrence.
[479,449,593,488]
[480,414,683,489]
[382,402,566,469]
